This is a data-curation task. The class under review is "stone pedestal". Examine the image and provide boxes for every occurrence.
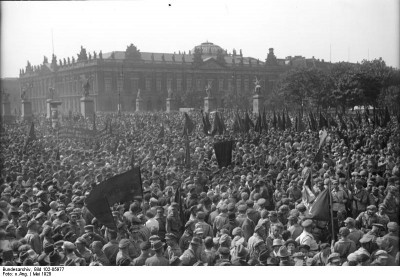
[46,99,53,119]
[21,100,32,121]
[252,94,264,116]
[1,101,13,123]
[50,101,62,128]
[136,98,144,112]
[166,98,177,113]
[204,97,216,113]
[80,97,95,117]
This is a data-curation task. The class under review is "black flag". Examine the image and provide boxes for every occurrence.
[183,112,195,136]
[213,140,234,168]
[85,167,143,229]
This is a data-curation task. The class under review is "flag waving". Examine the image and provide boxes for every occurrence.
[183,112,195,136]
[308,188,330,221]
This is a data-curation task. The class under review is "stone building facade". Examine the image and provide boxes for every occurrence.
[18,42,328,114]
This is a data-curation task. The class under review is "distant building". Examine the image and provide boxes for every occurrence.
[18,42,330,114]
[1,77,21,116]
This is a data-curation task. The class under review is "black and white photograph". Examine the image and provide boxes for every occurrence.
[0,0,399,271]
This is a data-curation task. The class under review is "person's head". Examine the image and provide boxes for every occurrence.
[90,241,103,254]
[204,237,213,250]
[284,239,297,254]
[139,241,151,255]
[327,253,341,266]
[374,250,389,266]
[319,243,331,256]
[301,219,313,232]
[339,227,350,239]
[165,233,177,247]
[366,205,377,216]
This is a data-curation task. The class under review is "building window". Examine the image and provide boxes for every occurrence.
[177,79,182,92]
[167,79,172,90]
[219,79,224,91]
[105,78,112,93]
[146,78,151,91]
[196,79,202,91]
[156,79,162,91]
[130,78,138,93]
[244,79,249,92]
[236,79,241,91]
[186,78,192,90]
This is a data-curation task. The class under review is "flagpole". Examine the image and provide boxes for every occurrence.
[328,181,335,249]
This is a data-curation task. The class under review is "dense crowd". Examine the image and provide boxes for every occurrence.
[0,109,399,266]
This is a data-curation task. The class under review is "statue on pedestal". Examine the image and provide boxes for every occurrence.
[205,81,212,98]
[167,88,173,99]
[137,89,142,100]
[254,77,261,95]
[48,87,55,99]
[81,76,91,97]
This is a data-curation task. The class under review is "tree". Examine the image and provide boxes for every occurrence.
[216,49,226,65]
[192,47,203,67]
[125,44,141,60]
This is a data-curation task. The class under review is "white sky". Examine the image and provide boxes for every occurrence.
[1,0,399,78]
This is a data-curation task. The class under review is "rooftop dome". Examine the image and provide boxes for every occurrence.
[192,42,224,56]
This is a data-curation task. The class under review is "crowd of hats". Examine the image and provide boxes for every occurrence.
[0,111,399,266]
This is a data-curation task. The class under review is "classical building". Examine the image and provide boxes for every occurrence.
[18,42,329,114]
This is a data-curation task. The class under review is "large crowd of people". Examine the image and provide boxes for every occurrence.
[0,109,399,266]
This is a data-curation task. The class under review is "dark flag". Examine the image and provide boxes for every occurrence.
[211,112,224,136]
[356,111,362,125]
[328,114,338,128]
[295,116,298,132]
[185,134,191,168]
[319,112,327,129]
[277,112,282,130]
[174,184,185,231]
[220,112,226,133]
[183,112,195,136]
[254,112,262,134]
[282,110,286,130]
[213,140,234,168]
[202,111,212,135]
[85,167,143,229]
[383,106,391,127]
[244,112,253,133]
[364,109,370,124]
[273,110,277,129]
[24,121,36,149]
[308,188,330,221]
[233,111,243,133]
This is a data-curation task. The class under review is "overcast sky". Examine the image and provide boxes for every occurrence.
[1,0,399,78]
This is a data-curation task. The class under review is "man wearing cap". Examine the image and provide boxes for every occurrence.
[16,215,28,239]
[90,241,109,266]
[356,205,380,233]
[370,250,390,266]
[25,220,42,255]
[116,238,133,266]
[179,237,203,266]
[62,241,80,265]
[231,244,249,266]
[326,252,341,266]
[194,211,213,239]
[145,240,169,266]
[75,237,92,264]
[351,179,369,218]
[382,222,399,257]
[248,225,267,258]
[265,223,283,251]
[102,229,119,265]
[295,219,318,255]
[166,203,182,238]
[212,204,229,235]
[164,233,182,260]
[132,241,151,266]
[344,217,364,245]
[215,246,232,266]
[287,215,303,240]
[334,227,357,263]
